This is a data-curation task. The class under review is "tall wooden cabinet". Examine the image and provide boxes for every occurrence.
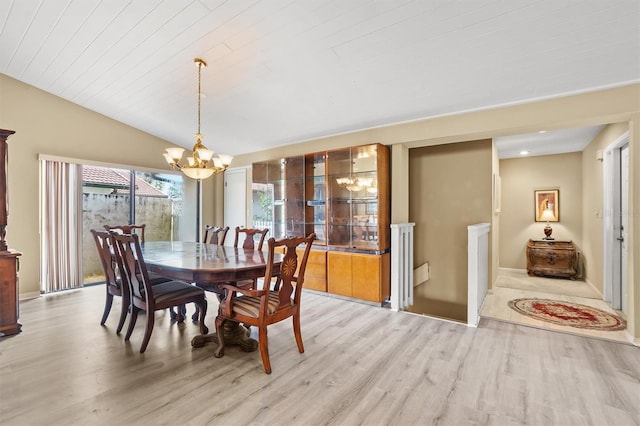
[0,251,21,336]
[253,143,390,304]
[0,129,22,336]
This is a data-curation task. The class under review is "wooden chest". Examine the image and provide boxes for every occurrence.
[526,239,577,279]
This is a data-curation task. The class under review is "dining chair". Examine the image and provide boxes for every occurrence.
[104,224,146,242]
[234,226,269,251]
[91,229,173,333]
[190,226,266,321]
[111,232,208,353]
[195,226,269,291]
[90,229,129,334]
[104,224,190,320]
[231,226,270,290]
[213,233,315,374]
[204,225,229,245]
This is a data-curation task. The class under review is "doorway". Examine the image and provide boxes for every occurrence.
[224,167,248,231]
[603,132,629,313]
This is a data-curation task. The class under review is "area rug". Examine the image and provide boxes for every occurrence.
[508,298,626,331]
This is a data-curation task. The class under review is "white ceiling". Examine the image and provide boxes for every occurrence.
[494,125,606,159]
[1,0,639,158]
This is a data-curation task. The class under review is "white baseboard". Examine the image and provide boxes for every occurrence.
[583,278,604,298]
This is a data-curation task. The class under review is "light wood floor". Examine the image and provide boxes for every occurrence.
[1,284,639,425]
[482,269,633,345]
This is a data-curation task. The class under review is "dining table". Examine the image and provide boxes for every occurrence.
[140,241,282,351]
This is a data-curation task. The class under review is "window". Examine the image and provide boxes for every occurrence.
[82,166,188,284]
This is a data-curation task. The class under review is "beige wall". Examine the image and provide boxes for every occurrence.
[407,140,493,321]
[500,152,583,271]
[0,74,183,296]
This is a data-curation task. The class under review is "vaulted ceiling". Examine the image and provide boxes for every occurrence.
[1,0,638,157]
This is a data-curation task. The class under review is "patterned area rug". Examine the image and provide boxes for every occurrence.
[508,298,626,331]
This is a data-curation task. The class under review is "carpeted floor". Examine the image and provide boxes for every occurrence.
[481,269,633,345]
[494,269,601,298]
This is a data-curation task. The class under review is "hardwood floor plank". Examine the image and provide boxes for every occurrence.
[1,285,638,425]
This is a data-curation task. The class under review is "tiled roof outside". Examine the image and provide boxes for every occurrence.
[83,166,168,198]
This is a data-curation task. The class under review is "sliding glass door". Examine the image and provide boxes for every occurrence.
[41,157,196,290]
[82,166,191,285]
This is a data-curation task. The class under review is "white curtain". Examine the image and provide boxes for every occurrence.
[40,160,83,293]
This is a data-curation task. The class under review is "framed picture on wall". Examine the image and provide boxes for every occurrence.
[534,189,559,222]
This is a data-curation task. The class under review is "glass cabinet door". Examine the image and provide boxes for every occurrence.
[305,153,326,245]
[252,159,284,239]
[327,148,353,248]
[327,145,381,250]
[283,156,305,238]
[349,145,380,250]
[252,143,388,252]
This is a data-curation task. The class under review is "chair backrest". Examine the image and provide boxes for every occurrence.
[104,224,146,243]
[90,229,121,293]
[234,227,269,251]
[263,233,315,309]
[111,232,153,306]
[204,225,229,245]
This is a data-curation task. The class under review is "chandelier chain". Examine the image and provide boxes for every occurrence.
[197,60,202,135]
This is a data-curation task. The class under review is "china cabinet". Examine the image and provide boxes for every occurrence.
[252,143,390,303]
[0,129,21,336]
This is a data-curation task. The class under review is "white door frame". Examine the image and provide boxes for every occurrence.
[602,131,629,310]
[619,144,629,313]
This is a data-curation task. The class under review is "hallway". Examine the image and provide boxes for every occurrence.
[481,269,633,345]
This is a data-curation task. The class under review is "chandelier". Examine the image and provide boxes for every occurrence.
[163,58,233,180]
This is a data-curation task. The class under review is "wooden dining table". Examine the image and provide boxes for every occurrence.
[140,241,282,351]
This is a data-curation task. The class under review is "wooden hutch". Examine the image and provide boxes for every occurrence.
[0,129,22,336]
[253,143,390,304]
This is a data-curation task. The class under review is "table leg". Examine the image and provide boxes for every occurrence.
[191,321,257,352]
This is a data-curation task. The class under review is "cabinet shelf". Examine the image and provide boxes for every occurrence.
[330,197,378,204]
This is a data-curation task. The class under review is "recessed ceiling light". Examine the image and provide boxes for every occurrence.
[520,150,529,155]
[538,130,547,134]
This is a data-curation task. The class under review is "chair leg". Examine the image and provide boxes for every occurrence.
[101,292,113,326]
[293,312,304,353]
[258,325,271,374]
[213,317,226,358]
[191,302,200,322]
[125,306,139,341]
[115,298,128,335]
[170,305,187,322]
[139,311,155,353]
[198,299,208,335]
